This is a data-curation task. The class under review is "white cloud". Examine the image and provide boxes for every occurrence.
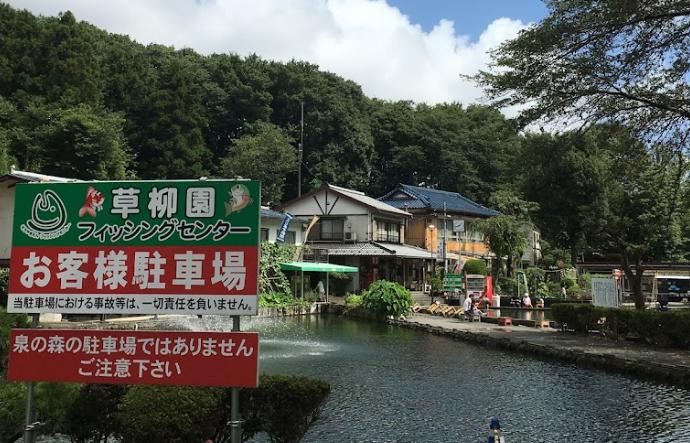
[7,0,527,104]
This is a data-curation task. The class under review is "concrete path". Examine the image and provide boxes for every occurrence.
[396,313,690,388]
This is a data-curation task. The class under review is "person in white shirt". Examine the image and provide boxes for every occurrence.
[463,294,473,315]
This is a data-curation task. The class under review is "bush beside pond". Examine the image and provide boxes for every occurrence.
[552,303,690,349]
[361,280,412,318]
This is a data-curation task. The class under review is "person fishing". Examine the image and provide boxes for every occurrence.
[487,417,505,443]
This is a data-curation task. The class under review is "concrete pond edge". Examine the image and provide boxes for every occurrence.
[388,318,690,390]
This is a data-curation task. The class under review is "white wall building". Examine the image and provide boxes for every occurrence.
[279,184,433,292]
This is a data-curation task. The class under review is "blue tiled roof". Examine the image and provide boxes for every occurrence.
[379,184,499,217]
[260,207,287,219]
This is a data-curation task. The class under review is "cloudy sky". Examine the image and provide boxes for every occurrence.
[8,0,547,105]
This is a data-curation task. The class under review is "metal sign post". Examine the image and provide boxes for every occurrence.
[230,315,243,443]
[23,313,38,443]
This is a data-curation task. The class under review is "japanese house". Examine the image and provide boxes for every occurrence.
[260,206,307,246]
[378,184,499,270]
[277,184,434,293]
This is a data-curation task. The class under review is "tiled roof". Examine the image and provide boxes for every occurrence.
[0,169,76,183]
[327,184,410,217]
[379,184,499,218]
[311,241,437,259]
[260,207,286,219]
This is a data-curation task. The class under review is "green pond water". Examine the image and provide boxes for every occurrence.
[172,315,690,443]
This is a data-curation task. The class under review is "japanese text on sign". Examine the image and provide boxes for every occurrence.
[9,180,260,315]
[8,329,259,387]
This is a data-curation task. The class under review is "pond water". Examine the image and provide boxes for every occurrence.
[178,315,690,443]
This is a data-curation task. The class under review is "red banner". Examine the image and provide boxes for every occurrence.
[8,329,259,387]
[8,246,258,315]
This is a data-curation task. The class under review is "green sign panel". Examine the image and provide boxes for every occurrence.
[9,180,260,316]
[442,273,463,292]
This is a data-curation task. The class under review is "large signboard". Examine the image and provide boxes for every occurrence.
[8,329,259,387]
[8,180,260,315]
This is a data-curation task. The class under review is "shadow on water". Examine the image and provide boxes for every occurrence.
[165,315,690,443]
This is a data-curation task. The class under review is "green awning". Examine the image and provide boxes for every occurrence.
[279,262,359,273]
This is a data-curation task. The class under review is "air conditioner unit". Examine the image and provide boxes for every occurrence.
[344,232,357,241]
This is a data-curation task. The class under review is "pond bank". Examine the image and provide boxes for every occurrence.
[392,313,690,389]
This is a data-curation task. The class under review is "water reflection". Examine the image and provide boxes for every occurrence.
[168,315,690,443]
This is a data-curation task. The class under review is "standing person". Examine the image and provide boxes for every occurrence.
[522,293,532,308]
[487,417,505,443]
[463,293,473,316]
[316,280,325,301]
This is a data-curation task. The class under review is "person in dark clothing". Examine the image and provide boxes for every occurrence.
[487,417,505,443]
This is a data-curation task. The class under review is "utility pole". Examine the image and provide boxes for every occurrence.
[443,201,448,273]
[298,102,304,197]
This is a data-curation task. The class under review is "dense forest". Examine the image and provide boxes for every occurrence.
[1,3,689,272]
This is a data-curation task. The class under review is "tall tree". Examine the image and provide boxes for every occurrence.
[594,127,685,308]
[477,0,690,146]
[220,122,296,205]
[476,214,528,279]
[518,131,609,265]
[37,104,130,180]
[133,47,212,179]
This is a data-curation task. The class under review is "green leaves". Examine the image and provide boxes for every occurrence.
[259,241,296,296]
[221,122,296,205]
[361,280,412,318]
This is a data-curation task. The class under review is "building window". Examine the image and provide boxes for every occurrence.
[260,228,269,242]
[376,220,400,243]
[285,231,296,244]
[314,218,344,241]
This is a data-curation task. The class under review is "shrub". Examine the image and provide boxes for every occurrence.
[1,308,30,376]
[0,381,25,443]
[237,375,331,443]
[260,291,300,307]
[525,267,545,295]
[64,384,128,443]
[0,268,8,307]
[116,386,220,443]
[35,382,81,436]
[496,276,517,296]
[260,241,296,295]
[361,280,412,318]
[344,293,362,308]
[463,259,487,276]
[552,303,690,349]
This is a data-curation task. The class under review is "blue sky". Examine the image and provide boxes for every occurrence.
[389,0,548,38]
[9,0,547,104]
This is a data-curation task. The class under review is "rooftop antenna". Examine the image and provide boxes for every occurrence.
[298,101,304,197]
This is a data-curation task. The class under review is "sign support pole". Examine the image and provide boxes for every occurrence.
[23,313,39,443]
[230,315,243,443]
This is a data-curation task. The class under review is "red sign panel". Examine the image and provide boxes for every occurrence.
[8,329,259,387]
[9,246,258,315]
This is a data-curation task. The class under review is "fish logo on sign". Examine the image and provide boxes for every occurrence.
[225,184,252,215]
[20,190,71,240]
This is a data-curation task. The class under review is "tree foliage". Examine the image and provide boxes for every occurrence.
[116,386,219,443]
[64,384,128,443]
[221,122,296,204]
[478,0,690,144]
[236,375,331,443]
[476,215,528,279]
[259,241,296,296]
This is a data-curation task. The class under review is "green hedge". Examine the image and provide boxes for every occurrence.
[552,303,690,349]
